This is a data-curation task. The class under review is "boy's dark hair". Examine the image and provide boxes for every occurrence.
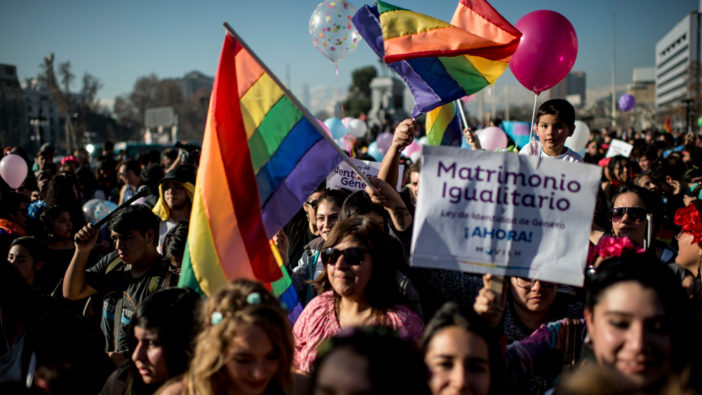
[140,163,164,195]
[10,236,47,265]
[108,205,160,245]
[162,148,178,162]
[138,149,162,168]
[340,190,387,230]
[163,222,189,260]
[120,159,141,176]
[536,99,575,128]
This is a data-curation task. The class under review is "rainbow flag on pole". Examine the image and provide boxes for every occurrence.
[353,0,520,116]
[179,29,341,318]
[425,102,462,146]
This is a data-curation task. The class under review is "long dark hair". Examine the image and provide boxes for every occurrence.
[308,327,430,395]
[421,303,504,395]
[312,216,403,312]
[586,254,692,373]
[124,288,202,393]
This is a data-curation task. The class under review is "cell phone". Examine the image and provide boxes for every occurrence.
[490,275,505,299]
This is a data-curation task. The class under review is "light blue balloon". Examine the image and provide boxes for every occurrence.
[367,141,384,161]
[324,117,348,139]
[82,198,118,224]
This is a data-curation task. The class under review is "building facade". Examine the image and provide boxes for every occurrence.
[0,64,27,147]
[548,71,586,106]
[655,11,700,108]
[23,77,64,152]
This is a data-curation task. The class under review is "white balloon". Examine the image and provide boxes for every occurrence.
[566,120,590,152]
[346,118,367,138]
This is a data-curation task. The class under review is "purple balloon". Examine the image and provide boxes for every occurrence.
[618,94,636,112]
[509,10,578,94]
[376,132,393,154]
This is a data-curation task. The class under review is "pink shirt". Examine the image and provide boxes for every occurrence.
[293,290,424,372]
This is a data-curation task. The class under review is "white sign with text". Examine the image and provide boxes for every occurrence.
[327,158,404,192]
[605,139,634,158]
[411,146,601,286]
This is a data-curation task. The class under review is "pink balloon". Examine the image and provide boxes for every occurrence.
[0,154,28,189]
[376,132,393,154]
[460,94,477,103]
[402,141,421,157]
[509,10,578,94]
[477,127,508,151]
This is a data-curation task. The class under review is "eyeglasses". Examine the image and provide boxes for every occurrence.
[611,207,647,223]
[514,277,556,289]
[305,199,319,209]
[321,247,367,266]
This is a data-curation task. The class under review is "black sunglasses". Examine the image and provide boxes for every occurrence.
[611,207,647,223]
[305,199,319,208]
[321,247,368,266]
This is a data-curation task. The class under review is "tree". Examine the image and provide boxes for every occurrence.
[342,65,377,118]
[39,54,102,152]
[114,74,207,142]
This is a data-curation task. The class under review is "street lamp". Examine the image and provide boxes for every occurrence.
[29,115,48,146]
[683,99,695,134]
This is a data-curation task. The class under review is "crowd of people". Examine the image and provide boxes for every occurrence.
[1,98,702,394]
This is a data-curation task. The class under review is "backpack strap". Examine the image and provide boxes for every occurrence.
[105,256,123,274]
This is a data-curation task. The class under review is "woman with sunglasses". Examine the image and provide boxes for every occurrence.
[293,216,423,373]
[590,186,661,252]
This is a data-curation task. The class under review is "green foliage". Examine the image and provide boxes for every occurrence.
[342,65,376,118]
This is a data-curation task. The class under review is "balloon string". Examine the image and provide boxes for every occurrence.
[335,61,345,119]
[528,93,539,143]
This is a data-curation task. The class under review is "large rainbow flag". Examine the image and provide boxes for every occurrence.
[425,102,462,146]
[179,31,341,318]
[353,0,521,116]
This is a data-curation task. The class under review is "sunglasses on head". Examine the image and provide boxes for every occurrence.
[611,207,647,223]
[321,247,367,266]
[305,199,319,208]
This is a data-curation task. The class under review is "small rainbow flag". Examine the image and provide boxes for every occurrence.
[663,116,671,133]
[426,102,462,146]
[353,0,521,116]
[179,30,341,318]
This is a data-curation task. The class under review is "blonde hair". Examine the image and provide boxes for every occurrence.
[182,279,293,394]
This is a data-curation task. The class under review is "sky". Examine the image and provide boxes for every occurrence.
[2,0,700,114]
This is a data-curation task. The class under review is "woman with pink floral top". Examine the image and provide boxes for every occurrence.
[292,216,423,372]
